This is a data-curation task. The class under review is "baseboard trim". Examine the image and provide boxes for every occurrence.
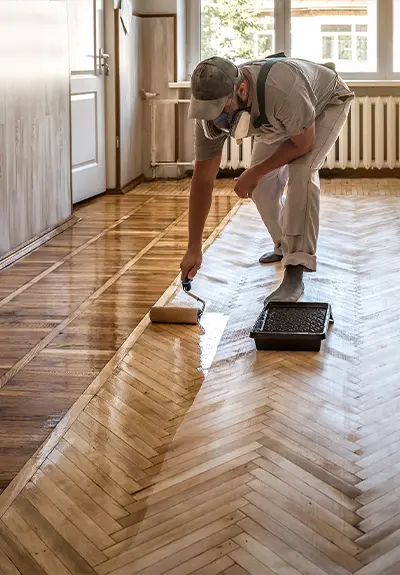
[204,168,400,180]
[107,174,145,195]
[120,174,145,193]
[0,215,80,271]
[319,168,400,179]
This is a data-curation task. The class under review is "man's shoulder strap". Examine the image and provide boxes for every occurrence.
[253,53,287,129]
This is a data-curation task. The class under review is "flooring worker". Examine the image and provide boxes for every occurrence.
[180,54,354,302]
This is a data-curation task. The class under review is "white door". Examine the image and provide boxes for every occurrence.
[68,0,107,204]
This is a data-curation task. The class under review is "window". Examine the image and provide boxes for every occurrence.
[200,0,274,64]
[319,24,368,67]
[192,1,400,80]
[256,32,274,57]
[338,36,352,61]
[291,3,376,74]
[357,37,368,62]
[322,36,334,59]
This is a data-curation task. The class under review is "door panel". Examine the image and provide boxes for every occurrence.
[71,93,98,167]
[68,0,106,204]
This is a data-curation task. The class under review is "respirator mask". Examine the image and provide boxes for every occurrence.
[201,71,251,142]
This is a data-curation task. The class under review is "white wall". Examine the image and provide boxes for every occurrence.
[105,0,117,189]
[177,0,186,80]
[134,0,177,14]
[115,0,176,15]
[119,15,143,187]
[109,1,189,183]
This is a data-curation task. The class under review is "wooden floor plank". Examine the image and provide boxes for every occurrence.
[241,503,353,575]
[22,482,107,567]
[223,566,250,575]
[0,520,46,575]
[2,506,73,575]
[12,494,96,575]
[30,469,114,550]
[98,511,246,575]
[0,546,22,575]
[137,526,242,575]
[236,517,331,575]
[63,429,141,494]
[113,475,251,543]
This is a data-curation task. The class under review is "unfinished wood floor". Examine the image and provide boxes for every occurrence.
[1,178,400,575]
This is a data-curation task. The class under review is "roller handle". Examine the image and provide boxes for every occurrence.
[182,278,192,292]
[182,277,206,318]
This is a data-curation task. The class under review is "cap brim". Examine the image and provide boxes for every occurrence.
[188,95,228,120]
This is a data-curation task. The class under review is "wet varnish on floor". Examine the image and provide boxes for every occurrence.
[1,178,400,575]
[0,180,238,492]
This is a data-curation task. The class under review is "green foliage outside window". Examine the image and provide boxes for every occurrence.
[201,0,264,61]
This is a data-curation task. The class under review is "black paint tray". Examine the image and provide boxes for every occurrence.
[250,302,333,351]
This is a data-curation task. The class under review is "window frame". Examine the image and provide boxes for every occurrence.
[255,31,275,57]
[320,25,369,68]
[187,0,400,82]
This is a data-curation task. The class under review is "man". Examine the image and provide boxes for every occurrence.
[180,54,354,302]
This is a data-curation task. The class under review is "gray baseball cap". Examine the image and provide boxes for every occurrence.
[188,57,240,120]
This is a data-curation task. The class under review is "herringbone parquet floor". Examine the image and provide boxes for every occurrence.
[1,182,400,575]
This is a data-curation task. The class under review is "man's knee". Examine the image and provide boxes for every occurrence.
[288,160,319,185]
[252,169,286,202]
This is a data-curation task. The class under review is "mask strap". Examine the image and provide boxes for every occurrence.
[227,69,244,125]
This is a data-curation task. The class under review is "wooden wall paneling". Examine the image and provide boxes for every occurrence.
[178,86,195,166]
[141,16,177,177]
[117,14,143,189]
[0,1,72,261]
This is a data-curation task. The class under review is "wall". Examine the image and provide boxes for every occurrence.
[118,15,143,188]
[136,1,182,177]
[134,0,177,14]
[0,0,71,259]
[105,0,117,190]
[141,15,177,178]
[114,5,178,182]
[177,0,186,81]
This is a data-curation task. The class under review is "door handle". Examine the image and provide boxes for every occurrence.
[99,48,110,75]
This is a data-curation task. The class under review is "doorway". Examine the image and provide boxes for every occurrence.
[68,0,107,204]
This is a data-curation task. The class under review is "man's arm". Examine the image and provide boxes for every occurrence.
[180,154,221,280]
[234,123,315,198]
[254,122,315,176]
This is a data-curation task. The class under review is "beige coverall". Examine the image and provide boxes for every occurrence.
[194,58,355,271]
[251,97,352,271]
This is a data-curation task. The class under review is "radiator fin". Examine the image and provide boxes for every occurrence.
[220,97,400,170]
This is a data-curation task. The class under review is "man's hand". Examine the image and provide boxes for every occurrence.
[180,246,203,281]
[234,167,261,198]
[237,123,316,183]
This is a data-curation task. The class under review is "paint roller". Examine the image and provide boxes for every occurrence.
[149,279,206,324]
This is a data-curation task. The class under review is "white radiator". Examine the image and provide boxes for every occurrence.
[220,97,400,171]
